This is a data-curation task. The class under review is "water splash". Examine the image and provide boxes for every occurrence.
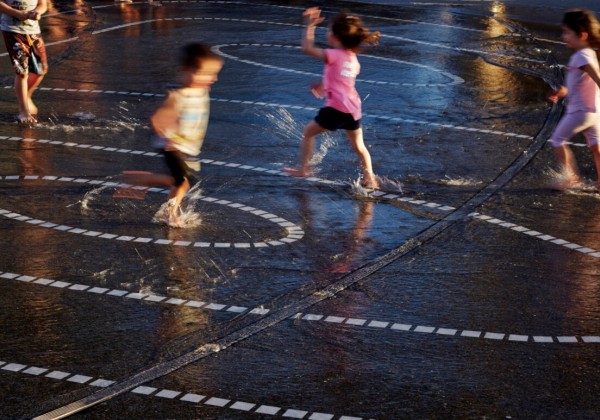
[79,184,111,211]
[264,107,336,173]
[438,175,484,187]
[544,167,599,194]
[152,183,203,228]
[349,175,403,196]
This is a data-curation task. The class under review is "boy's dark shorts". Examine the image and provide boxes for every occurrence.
[2,32,48,76]
[162,149,193,186]
[314,106,361,131]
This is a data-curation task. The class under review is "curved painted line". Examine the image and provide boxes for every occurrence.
[2,270,599,345]
[0,357,357,419]
[45,0,492,35]
[10,14,534,65]
[17,86,533,139]
[212,43,464,87]
[0,176,304,249]
[2,135,598,258]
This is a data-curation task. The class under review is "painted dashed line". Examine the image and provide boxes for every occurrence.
[6,13,535,68]
[3,136,597,258]
[468,212,600,258]
[3,269,598,345]
[291,313,600,345]
[0,175,304,249]
[212,43,464,87]
[381,33,547,64]
[0,270,270,316]
[0,359,361,419]
[3,86,535,140]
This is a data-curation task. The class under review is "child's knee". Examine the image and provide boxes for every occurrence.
[549,136,566,148]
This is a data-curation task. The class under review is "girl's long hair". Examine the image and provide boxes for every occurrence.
[563,9,600,58]
[331,12,380,52]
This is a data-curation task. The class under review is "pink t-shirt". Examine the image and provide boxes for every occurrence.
[565,48,600,114]
[323,49,362,120]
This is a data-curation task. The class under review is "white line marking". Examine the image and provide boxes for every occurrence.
[5,270,596,345]
[0,357,357,419]
[0,176,303,248]
[212,43,464,87]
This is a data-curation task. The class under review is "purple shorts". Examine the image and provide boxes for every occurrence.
[550,111,600,147]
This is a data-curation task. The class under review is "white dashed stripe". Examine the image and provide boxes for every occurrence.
[17,87,533,139]
[469,212,600,258]
[3,138,591,256]
[0,176,304,248]
[2,271,597,345]
[291,313,599,345]
[381,33,547,64]
[212,43,464,87]
[0,270,267,316]
[0,359,360,419]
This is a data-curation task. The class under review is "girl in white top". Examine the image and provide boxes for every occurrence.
[549,9,600,190]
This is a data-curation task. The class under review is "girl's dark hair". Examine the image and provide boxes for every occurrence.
[180,43,223,69]
[330,12,380,51]
[563,9,600,52]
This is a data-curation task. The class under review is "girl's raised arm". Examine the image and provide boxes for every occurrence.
[301,7,326,62]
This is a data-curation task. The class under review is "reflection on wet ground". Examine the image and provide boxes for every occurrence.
[0,0,599,419]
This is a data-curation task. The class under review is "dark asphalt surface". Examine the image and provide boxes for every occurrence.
[0,1,599,419]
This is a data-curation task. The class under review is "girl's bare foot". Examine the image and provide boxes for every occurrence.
[548,178,583,190]
[283,167,313,177]
[17,112,37,124]
[361,173,379,189]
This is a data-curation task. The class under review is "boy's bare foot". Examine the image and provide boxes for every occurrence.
[360,174,379,189]
[17,112,37,124]
[548,178,583,190]
[283,167,313,177]
[27,99,38,116]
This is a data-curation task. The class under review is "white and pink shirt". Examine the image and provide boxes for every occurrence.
[565,48,600,114]
[323,48,362,121]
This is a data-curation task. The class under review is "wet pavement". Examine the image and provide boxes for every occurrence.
[0,0,599,419]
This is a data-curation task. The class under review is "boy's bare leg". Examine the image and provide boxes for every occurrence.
[167,178,190,226]
[284,120,325,177]
[122,171,174,187]
[346,128,379,189]
[26,73,44,117]
[15,74,35,123]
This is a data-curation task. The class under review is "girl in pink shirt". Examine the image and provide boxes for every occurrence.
[549,9,600,190]
[285,7,380,188]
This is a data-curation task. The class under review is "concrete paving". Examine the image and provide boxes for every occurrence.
[0,0,599,419]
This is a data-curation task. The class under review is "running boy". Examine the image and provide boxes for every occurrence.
[285,7,380,188]
[549,9,600,190]
[124,43,223,227]
[0,0,48,124]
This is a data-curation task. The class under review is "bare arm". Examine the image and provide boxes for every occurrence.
[581,63,600,90]
[150,92,179,141]
[0,3,30,21]
[31,0,48,19]
[301,7,326,62]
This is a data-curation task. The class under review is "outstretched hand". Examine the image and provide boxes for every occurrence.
[548,86,567,103]
[310,81,325,98]
[303,7,325,27]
